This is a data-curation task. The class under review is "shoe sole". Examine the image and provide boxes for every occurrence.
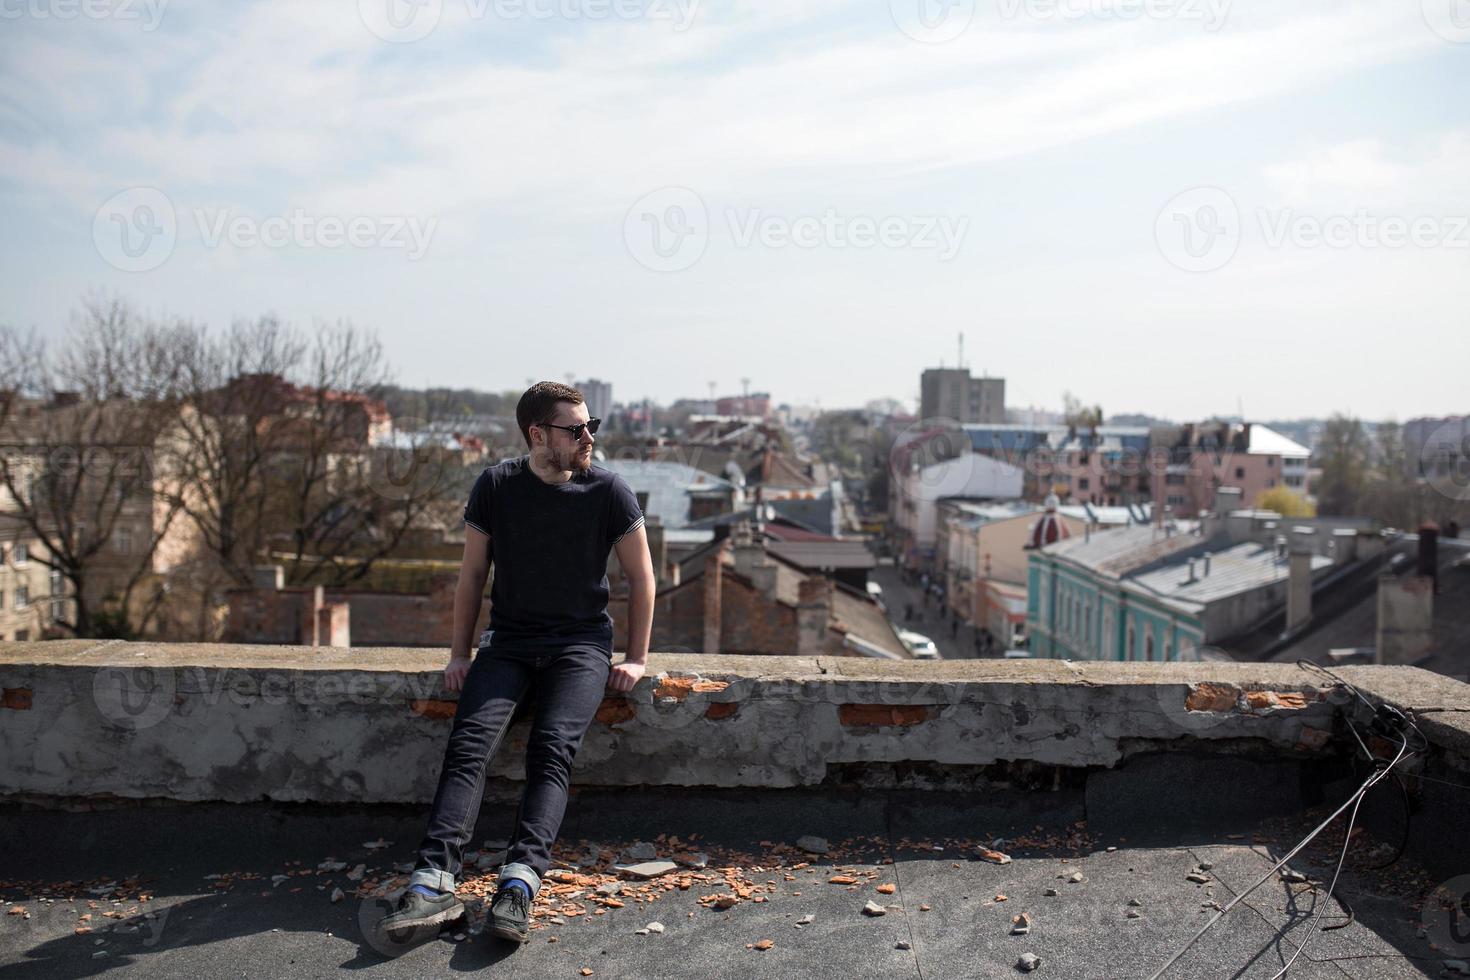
[380,901,465,935]
[488,920,529,944]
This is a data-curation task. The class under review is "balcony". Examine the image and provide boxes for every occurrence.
[3,641,1468,978]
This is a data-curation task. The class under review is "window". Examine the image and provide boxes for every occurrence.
[15,584,28,609]
[1235,467,1245,479]
[1126,625,1136,661]
[1145,632,1155,661]
[15,629,28,641]
[113,527,133,555]
[50,569,64,621]
[1078,478,1090,491]
[12,542,26,566]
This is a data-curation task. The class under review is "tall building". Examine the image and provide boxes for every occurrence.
[577,378,613,420]
[920,368,1005,423]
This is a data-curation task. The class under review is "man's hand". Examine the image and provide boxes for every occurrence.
[444,653,472,692]
[607,660,645,693]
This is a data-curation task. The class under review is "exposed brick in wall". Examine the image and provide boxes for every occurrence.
[839,704,933,727]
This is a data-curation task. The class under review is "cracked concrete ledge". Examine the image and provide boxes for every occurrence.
[1,642,1467,808]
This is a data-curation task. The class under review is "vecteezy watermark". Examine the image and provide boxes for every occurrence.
[357,0,698,42]
[1419,420,1470,502]
[624,188,969,272]
[997,0,1230,30]
[1257,209,1470,252]
[1156,187,1469,272]
[886,418,983,507]
[1155,186,1241,273]
[889,0,976,43]
[624,187,708,273]
[93,187,438,271]
[92,664,178,731]
[194,208,437,261]
[0,0,168,30]
[90,665,454,732]
[890,0,1227,43]
[1422,0,1470,43]
[1423,875,1470,957]
[94,187,177,273]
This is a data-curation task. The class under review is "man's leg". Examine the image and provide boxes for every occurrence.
[496,643,612,899]
[408,650,535,894]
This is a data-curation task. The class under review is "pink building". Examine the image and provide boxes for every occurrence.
[1154,422,1311,516]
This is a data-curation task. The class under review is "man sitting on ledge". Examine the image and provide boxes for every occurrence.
[380,381,654,946]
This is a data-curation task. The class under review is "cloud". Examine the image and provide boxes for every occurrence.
[1261,132,1470,210]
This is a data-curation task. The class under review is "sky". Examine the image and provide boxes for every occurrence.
[1,0,1467,422]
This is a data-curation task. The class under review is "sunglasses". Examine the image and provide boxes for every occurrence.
[539,417,601,440]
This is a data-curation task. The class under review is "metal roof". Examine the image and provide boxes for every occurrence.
[1128,541,1333,607]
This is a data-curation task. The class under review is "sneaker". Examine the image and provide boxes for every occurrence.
[379,886,465,937]
[487,884,532,943]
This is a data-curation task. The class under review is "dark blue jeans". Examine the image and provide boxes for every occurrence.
[409,637,612,899]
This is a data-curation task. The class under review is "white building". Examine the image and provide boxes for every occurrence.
[894,453,1025,566]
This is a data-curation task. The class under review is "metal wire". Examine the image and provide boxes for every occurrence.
[1145,661,1424,980]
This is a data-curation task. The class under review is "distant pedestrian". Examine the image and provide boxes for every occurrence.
[904,603,914,622]
[950,619,959,639]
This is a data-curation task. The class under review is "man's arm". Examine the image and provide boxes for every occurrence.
[451,526,492,660]
[613,524,655,665]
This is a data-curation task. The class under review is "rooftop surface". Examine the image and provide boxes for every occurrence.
[0,784,1449,979]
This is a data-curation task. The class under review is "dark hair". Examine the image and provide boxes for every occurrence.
[516,381,584,448]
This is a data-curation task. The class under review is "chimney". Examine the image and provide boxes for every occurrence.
[1286,544,1313,633]
[731,521,778,596]
[796,577,833,656]
[1214,485,1244,518]
[1185,558,1198,583]
[702,543,725,654]
[1202,552,1212,577]
[1418,523,1440,593]
[1376,571,1434,665]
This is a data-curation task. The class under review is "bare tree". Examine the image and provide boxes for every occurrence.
[0,297,189,638]
[169,317,463,595]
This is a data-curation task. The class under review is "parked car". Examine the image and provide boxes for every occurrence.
[898,628,940,659]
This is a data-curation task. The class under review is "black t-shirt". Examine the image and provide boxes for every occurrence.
[464,456,644,650]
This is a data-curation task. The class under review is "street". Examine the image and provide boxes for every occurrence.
[869,561,995,661]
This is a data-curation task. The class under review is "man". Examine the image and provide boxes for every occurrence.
[381,381,655,947]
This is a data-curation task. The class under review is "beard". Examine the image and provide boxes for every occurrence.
[563,444,594,473]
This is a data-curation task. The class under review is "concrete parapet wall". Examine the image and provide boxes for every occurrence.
[2,640,1467,808]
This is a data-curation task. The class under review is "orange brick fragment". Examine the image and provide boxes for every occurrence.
[409,699,456,720]
[1185,683,1238,712]
[595,699,637,726]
